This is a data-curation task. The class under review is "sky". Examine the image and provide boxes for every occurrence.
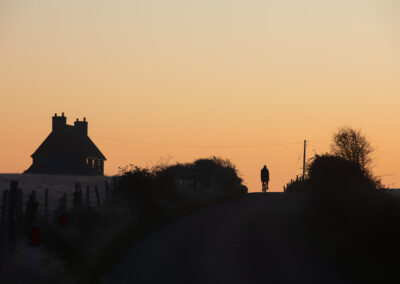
[0,0,399,191]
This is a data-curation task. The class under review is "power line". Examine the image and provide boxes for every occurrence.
[375,150,400,157]
[292,156,301,177]
[93,136,304,149]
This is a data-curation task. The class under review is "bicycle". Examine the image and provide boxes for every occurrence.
[262,181,268,193]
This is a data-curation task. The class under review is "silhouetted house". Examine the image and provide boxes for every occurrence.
[25,113,106,175]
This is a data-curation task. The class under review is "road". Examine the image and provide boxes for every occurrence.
[104,193,355,284]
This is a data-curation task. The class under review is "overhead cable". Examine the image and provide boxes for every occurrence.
[93,136,304,149]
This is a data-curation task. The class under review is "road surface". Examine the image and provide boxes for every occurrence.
[104,193,355,284]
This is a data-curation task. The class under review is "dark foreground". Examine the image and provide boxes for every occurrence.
[104,193,354,284]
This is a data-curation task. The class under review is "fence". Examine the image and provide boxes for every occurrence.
[0,178,115,272]
[0,177,113,220]
[283,175,310,193]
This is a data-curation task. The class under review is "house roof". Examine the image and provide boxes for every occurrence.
[31,125,106,160]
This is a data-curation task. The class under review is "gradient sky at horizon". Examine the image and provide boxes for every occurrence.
[1,0,399,191]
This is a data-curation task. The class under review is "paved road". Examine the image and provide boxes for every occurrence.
[104,193,355,284]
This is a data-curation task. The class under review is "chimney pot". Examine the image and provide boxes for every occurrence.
[84,117,86,122]
[52,113,66,132]
[62,112,64,117]
[74,117,88,135]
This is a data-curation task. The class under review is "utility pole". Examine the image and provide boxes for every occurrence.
[302,140,307,179]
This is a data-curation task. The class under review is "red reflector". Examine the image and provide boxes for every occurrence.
[60,215,67,228]
[30,227,40,246]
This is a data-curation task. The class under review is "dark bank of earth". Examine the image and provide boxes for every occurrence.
[104,193,354,284]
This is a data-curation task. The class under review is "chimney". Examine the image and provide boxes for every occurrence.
[74,117,88,135]
[52,113,67,132]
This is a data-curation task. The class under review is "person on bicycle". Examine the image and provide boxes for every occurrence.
[261,165,269,191]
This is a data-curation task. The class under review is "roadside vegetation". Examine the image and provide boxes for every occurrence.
[285,127,400,283]
[38,156,246,283]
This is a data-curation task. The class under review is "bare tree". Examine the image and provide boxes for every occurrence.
[330,127,373,172]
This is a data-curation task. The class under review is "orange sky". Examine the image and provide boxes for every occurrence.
[1,0,399,191]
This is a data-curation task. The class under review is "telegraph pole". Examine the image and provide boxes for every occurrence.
[302,140,307,179]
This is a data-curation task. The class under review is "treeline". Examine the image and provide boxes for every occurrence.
[285,127,400,283]
[40,157,246,283]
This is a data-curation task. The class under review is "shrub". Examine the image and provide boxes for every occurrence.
[306,154,400,283]
[283,176,311,193]
[40,157,246,283]
[308,154,378,195]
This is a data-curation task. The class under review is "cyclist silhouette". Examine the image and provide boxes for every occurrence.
[261,165,269,192]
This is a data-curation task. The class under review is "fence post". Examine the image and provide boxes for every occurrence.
[15,187,23,241]
[25,191,39,236]
[112,177,117,192]
[58,193,67,229]
[73,183,82,209]
[95,186,100,208]
[86,186,90,209]
[193,170,198,193]
[44,188,49,222]
[25,191,40,276]
[58,193,67,214]
[63,193,67,211]
[105,180,110,200]
[26,192,40,274]
[9,181,18,253]
[0,190,10,272]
